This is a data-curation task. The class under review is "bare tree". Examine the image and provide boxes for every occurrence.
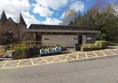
[61,8,78,25]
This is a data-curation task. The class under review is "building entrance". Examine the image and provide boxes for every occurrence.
[78,36,82,45]
[36,33,42,45]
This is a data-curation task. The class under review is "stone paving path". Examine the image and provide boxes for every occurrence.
[0,49,118,69]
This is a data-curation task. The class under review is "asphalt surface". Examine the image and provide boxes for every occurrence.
[0,54,118,83]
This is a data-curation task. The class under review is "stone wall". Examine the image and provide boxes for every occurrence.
[1,18,19,39]
[17,23,27,39]
[0,18,27,45]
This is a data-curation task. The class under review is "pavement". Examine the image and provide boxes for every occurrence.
[0,48,118,83]
[0,48,118,69]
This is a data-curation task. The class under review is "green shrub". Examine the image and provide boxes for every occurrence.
[12,48,29,59]
[82,44,99,48]
[12,44,29,59]
[108,42,118,46]
[81,40,108,51]
[95,41,109,48]
[16,47,26,51]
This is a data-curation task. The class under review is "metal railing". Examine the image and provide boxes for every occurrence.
[22,40,65,48]
[5,40,65,50]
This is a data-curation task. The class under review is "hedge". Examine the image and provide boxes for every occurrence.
[81,41,109,51]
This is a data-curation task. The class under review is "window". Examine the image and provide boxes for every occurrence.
[8,29,13,33]
[44,38,49,40]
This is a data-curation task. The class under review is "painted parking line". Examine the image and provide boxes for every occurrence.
[0,61,6,67]
[35,58,46,64]
[4,60,18,68]
[92,51,98,57]
[65,54,76,61]
[30,59,34,65]
[22,59,32,66]
[107,50,118,55]
[69,54,77,60]
[85,52,95,58]
[2,61,9,68]
[50,56,63,63]
[64,54,70,61]
[77,53,86,58]
[105,50,116,55]
[0,49,118,69]
[85,52,88,58]
[41,57,49,63]
[99,51,107,56]
[16,60,21,67]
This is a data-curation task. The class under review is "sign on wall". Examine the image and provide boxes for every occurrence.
[87,37,92,40]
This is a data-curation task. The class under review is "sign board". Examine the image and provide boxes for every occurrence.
[87,37,92,40]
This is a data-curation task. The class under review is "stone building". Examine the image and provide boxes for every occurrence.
[0,11,27,45]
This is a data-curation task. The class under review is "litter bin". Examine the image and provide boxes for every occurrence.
[74,44,81,51]
[29,47,40,57]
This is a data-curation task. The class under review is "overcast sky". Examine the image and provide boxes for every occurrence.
[0,0,117,27]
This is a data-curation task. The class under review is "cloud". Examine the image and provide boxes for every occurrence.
[42,18,62,25]
[33,0,68,17]
[0,0,85,26]
[22,12,40,27]
[0,0,40,27]
[35,0,68,10]
[60,1,84,19]
[70,1,84,12]
[0,0,30,17]
[33,5,53,17]
[113,4,118,16]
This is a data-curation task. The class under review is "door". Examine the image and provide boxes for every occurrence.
[78,36,82,45]
[36,33,42,46]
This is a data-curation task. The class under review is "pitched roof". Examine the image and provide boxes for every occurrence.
[4,17,16,25]
[27,24,101,34]
[0,11,7,23]
[18,13,26,25]
[29,24,95,30]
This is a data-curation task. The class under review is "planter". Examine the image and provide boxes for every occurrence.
[29,47,40,57]
[55,47,61,54]
[40,48,49,56]
[12,49,30,59]
[40,47,62,56]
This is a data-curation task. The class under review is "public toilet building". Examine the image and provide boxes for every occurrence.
[24,24,100,47]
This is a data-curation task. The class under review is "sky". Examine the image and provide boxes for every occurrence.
[0,0,117,27]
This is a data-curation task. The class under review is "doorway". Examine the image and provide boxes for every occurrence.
[78,36,82,45]
[36,33,42,46]
[75,36,82,51]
